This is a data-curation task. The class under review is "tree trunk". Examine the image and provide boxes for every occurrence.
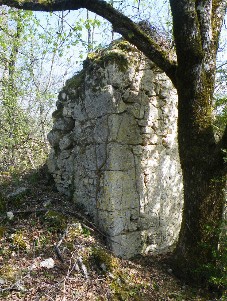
[172,76,226,284]
[173,153,226,283]
[168,0,227,284]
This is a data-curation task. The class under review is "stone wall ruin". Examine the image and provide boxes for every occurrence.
[47,41,183,258]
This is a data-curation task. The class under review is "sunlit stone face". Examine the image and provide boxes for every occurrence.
[48,42,183,258]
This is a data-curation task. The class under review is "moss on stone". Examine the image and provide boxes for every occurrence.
[92,50,128,72]
[65,70,85,93]
[115,40,137,53]
[52,108,63,121]
[84,41,135,73]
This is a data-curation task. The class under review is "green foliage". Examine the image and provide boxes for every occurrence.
[196,220,227,295]
[215,59,227,138]
[209,221,227,293]
[11,231,30,250]
[91,246,118,273]
[0,7,108,175]
[214,96,227,133]
[0,7,52,173]
[222,149,227,163]
[42,210,67,230]
[0,264,19,281]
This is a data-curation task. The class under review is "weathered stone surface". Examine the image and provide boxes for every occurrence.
[48,41,183,258]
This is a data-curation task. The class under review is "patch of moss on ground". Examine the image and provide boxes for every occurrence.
[42,210,67,231]
[11,231,30,250]
[90,246,118,273]
[0,264,19,282]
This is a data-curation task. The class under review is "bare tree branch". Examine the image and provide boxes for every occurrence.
[170,0,227,62]
[0,0,178,86]
[195,0,227,64]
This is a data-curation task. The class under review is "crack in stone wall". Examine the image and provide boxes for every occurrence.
[48,41,183,258]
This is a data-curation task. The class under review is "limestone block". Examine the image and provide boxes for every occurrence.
[72,103,87,121]
[47,130,62,147]
[122,90,140,103]
[83,145,97,171]
[47,150,57,173]
[59,134,73,150]
[84,86,117,119]
[108,113,142,144]
[97,170,139,211]
[104,63,133,88]
[62,107,72,117]
[95,144,107,169]
[94,116,109,143]
[108,231,142,258]
[142,145,160,161]
[106,143,135,171]
[98,208,139,237]
[132,145,143,156]
[73,121,95,144]
[53,117,74,131]
[140,69,156,92]
[97,210,129,236]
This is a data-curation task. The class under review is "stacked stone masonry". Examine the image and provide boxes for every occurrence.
[48,41,183,258]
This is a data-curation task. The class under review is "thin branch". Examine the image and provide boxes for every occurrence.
[0,0,178,86]
[195,1,227,55]
[217,61,227,71]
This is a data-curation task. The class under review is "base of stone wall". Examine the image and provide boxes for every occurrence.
[107,232,142,259]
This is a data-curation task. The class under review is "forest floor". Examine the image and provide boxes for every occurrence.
[0,167,225,301]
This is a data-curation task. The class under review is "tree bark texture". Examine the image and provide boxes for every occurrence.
[0,0,226,284]
[170,0,227,282]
